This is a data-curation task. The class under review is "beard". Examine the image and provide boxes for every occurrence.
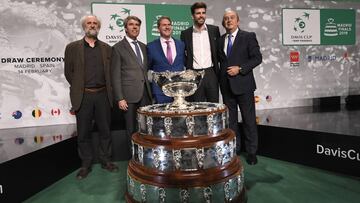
[85,29,98,38]
[194,17,205,26]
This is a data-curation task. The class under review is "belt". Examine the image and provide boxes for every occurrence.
[194,67,213,71]
[84,86,106,93]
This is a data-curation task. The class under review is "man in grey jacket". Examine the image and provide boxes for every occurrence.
[111,16,152,157]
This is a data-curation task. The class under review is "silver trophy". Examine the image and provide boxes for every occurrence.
[152,69,205,110]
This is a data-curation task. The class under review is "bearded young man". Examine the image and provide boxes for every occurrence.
[180,2,220,103]
[64,15,118,180]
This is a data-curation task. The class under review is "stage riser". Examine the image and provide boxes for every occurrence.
[257,125,360,177]
[0,137,79,202]
[0,130,130,202]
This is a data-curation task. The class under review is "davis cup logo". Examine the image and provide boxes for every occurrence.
[51,108,61,116]
[293,12,310,33]
[108,8,131,33]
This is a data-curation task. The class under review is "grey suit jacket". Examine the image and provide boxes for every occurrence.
[111,38,152,103]
[64,39,113,111]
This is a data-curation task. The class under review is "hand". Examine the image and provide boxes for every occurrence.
[227,66,241,76]
[118,100,128,111]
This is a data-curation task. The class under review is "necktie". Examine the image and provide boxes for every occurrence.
[165,40,173,64]
[132,41,142,64]
[227,34,233,57]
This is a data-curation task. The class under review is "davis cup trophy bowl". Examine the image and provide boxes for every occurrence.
[125,70,246,203]
[152,70,204,110]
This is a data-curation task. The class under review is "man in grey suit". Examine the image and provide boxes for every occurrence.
[111,16,152,157]
[180,2,220,103]
[64,15,118,180]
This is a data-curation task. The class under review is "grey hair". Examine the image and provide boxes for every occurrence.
[80,15,101,30]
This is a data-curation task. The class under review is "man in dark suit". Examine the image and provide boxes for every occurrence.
[218,10,262,165]
[180,2,220,103]
[147,16,185,103]
[64,15,118,180]
[111,16,152,155]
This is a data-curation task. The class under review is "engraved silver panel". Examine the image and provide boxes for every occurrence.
[138,102,228,138]
[127,169,244,203]
[133,137,236,171]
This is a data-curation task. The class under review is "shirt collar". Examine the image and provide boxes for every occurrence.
[83,38,98,47]
[125,35,137,44]
[228,27,239,38]
[193,24,208,33]
[160,37,174,44]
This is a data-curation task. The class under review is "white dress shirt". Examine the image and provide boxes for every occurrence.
[192,24,212,69]
[125,35,144,63]
[224,27,239,57]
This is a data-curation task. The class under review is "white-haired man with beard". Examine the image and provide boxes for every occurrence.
[64,15,118,180]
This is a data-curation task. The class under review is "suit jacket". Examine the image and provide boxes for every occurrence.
[64,39,113,111]
[218,29,262,95]
[111,38,152,103]
[180,24,220,75]
[147,38,185,102]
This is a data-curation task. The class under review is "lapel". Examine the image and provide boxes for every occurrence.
[98,41,108,73]
[139,42,147,69]
[78,40,85,73]
[186,28,193,56]
[174,38,181,64]
[230,29,243,58]
[123,38,144,67]
[219,34,226,57]
[155,39,168,64]
[207,24,216,56]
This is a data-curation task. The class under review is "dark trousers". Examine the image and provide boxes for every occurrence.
[123,86,151,155]
[223,91,258,155]
[76,90,112,168]
[191,68,219,103]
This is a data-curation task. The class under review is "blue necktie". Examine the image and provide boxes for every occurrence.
[227,34,233,57]
[132,41,142,64]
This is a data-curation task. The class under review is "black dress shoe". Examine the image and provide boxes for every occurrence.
[76,167,91,180]
[101,162,119,172]
[246,154,258,165]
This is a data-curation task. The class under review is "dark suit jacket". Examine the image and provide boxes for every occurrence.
[111,38,152,103]
[64,39,113,111]
[147,38,185,102]
[180,24,220,75]
[218,29,262,95]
